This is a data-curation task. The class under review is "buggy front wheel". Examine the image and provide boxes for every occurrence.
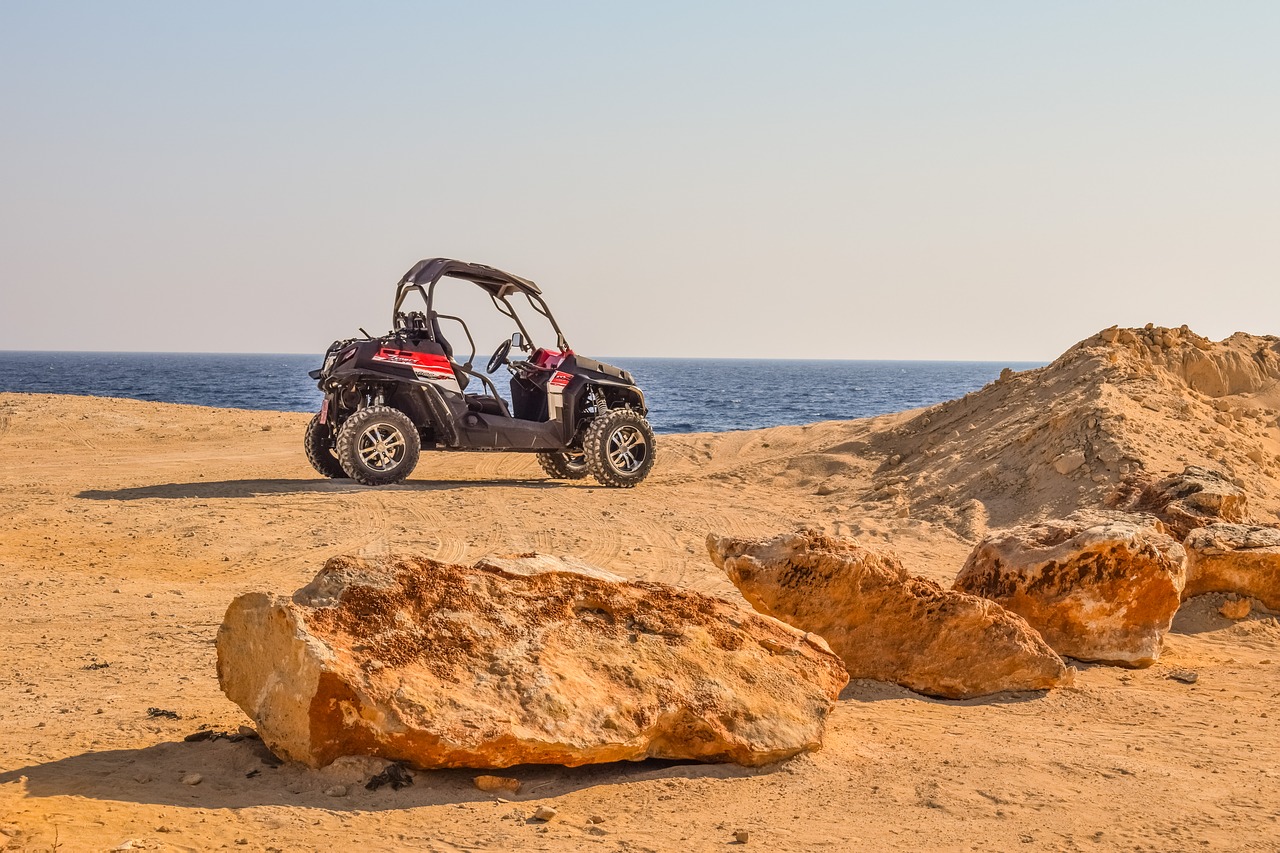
[583,409,656,488]
[335,405,421,486]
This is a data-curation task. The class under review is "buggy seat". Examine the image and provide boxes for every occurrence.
[429,312,471,392]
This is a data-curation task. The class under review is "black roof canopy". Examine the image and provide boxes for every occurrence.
[397,258,541,297]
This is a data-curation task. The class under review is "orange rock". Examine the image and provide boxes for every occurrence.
[216,553,847,770]
[473,775,521,794]
[1185,524,1280,610]
[707,530,1070,700]
[1218,597,1252,620]
[1137,467,1250,539]
[955,514,1186,667]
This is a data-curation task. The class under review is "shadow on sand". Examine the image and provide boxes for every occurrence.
[1166,593,1277,636]
[839,679,1050,705]
[0,737,774,812]
[77,478,573,500]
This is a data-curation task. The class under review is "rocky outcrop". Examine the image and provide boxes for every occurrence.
[1095,327,1280,400]
[216,553,848,770]
[1184,524,1280,610]
[1137,466,1250,539]
[707,530,1070,699]
[954,515,1187,667]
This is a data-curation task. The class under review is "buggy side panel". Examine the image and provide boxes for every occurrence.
[399,384,460,448]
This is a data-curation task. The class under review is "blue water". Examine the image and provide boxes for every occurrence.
[0,352,1042,434]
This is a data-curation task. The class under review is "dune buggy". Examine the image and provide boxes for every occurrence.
[305,258,655,488]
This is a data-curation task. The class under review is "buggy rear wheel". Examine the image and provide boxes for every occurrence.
[335,405,421,486]
[304,413,347,479]
[536,450,590,480]
[583,408,656,488]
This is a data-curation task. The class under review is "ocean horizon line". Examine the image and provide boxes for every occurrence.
[0,348,1050,366]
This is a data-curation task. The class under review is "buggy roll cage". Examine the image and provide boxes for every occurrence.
[392,258,571,353]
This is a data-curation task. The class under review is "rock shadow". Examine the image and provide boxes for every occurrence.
[77,478,571,500]
[1167,593,1277,636]
[839,678,1052,705]
[0,737,777,812]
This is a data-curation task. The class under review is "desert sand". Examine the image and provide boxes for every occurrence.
[2,326,1280,852]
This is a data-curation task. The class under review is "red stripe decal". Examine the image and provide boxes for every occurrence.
[373,348,453,371]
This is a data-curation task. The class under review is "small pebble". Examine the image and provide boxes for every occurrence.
[323,785,347,798]
[533,805,558,821]
[734,828,750,843]
[588,815,606,824]
[181,773,202,786]
[1169,670,1199,684]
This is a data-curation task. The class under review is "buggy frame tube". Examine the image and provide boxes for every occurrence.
[391,259,571,353]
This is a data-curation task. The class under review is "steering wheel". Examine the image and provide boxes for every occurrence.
[487,338,513,374]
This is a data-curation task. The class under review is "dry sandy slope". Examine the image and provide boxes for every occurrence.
[1,329,1279,852]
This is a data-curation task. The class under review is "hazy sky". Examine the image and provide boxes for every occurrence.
[2,2,1277,360]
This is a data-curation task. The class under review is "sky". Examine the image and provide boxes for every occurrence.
[1,2,1277,361]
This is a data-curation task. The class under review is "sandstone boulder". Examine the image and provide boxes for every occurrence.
[954,515,1186,667]
[1184,524,1280,610]
[1138,466,1249,539]
[217,553,848,769]
[707,530,1070,699]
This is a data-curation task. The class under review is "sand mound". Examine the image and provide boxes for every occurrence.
[760,326,1280,536]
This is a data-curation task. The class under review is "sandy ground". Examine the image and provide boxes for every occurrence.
[2,363,1280,851]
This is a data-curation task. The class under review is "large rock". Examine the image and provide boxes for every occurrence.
[216,553,848,769]
[954,515,1187,667]
[707,530,1070,700]
[1138,466,1249,539]
[1184,524,1280,610]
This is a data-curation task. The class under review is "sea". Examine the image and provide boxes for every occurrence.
[0,352,1043,435]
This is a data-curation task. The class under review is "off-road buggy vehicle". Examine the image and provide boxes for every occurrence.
[305,258,655,488]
